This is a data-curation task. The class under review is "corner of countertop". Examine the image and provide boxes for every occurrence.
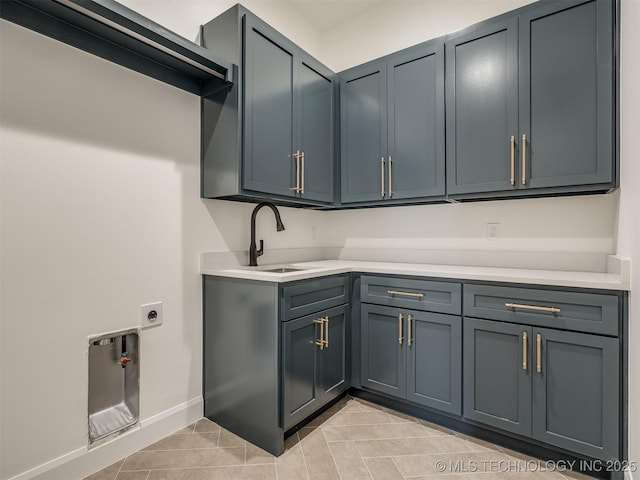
[606,255,631,290]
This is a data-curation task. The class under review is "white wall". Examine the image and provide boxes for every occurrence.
[118,0,324,61]
[321,0,535,71]
[321,195,617,272]
[0,19,320,480]
[618,0,640,476]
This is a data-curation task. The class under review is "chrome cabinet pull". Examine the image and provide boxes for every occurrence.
[407,314,413,346]
[522,332,527,370]
[387,290,424,299]
[314,318,324,350]
[521,134,527,185]
[300,152,305,194]
[388,156,393,198]
[510,135,515,186]
[505,303,560,314]
[323,317,329,347]
[536,333,542,373]
[291,151,302,193]
[398,313,404,345]
[381,157,386,198]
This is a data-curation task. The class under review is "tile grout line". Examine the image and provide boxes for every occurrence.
[296,431,312,480]
[323,434,454,442]
[360,451,377,480]
[113,458,126,480]
[321,426,347,480]
[349,434,376,480]
[136,445,242,453]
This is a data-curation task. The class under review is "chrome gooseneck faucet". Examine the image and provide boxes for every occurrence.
[249,202,285,266]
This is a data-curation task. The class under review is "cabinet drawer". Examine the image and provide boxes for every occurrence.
[361,276,461,315]
[282,275,348,321]
[463,284,619,336]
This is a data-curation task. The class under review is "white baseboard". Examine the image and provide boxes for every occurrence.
[8,397,203,480]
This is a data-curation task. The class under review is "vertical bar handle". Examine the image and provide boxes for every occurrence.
[388,156,393,198]
[522,331,527,370]
[300,152,305,194]
[314,318,324,350]
[521,134,527,185]
[290,151,301,193]
[323,317,329,347]
[407,314,413,346]
[381,157,386,198]
[398,313,404,345]
[536,333,542,373]
[510,135,515,186]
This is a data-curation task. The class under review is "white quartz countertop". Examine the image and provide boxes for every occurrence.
[201,259,629,291]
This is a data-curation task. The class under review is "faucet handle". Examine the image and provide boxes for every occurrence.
[257,239,264,257]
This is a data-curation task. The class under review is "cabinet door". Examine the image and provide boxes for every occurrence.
[361,304,406,398]
[318,306,348,402]
[340,62,388,203]
[282,314,321,430]
[446,18,519,195]
[519,0,613,189]
[407,312,461,415]
[243,16,296,197]
[463,318,532,437]
[297,56,334,203]
[387,43,445,200]
[532,327,619,460]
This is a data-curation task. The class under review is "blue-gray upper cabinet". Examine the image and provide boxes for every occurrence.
[445,18,518,195]
[243,15,295,199]
[200,6,334,205]
[340,42,445,205]
[340,61,388,204]
[446,0,614,198]
[518,0,613,190]
[297,56,335,203]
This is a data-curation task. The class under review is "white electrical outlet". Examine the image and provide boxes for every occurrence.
[487,223,500,240]
[140,302,163,328]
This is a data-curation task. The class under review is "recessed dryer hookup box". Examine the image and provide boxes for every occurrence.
[88,329,139,446]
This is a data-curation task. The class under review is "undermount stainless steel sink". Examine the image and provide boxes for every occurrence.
[259,267,304,273]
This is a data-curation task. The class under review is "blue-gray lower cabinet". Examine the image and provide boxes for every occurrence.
[204,274,349,456]
[282,305,348,430]
[532,327,619,461]
[361,304,406,397]
[361,304,461,415]
[464,318,619,461]
[463,318,532,437]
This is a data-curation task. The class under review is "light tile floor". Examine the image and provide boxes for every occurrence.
[85,396,592,480]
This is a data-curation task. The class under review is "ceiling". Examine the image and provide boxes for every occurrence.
[283,0,386,31]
